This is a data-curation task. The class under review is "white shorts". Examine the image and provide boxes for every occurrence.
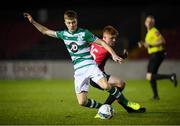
[74,64,104,93]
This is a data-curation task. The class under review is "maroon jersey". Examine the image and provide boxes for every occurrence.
[90,42,111,71]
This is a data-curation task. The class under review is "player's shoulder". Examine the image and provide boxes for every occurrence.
[152,27,159,32]
[147,27,159,35]
[91,42,108,52]
[56,29,66,34]
[91,42,101,47]
[55,29,66,38]
[76,28,93,36]
[151,27,161,36]
[78,27,89,32]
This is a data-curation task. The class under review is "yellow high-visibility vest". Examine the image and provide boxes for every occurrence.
[145,27,164,54]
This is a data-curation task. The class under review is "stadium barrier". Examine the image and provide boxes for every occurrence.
[0,60,179,80]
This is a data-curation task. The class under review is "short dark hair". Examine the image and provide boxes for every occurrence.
[64,10,78,20]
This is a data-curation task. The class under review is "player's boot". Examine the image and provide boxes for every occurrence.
[170,73,178,87]
[122,101,146,113]
[152,95,160,100]
[127,107,146,113]
[94,113,101,119]
[127,101,140,110]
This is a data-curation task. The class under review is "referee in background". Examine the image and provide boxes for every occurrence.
[138,15,178,100]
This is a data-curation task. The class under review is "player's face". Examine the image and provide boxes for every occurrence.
[103,33,117,47]
[145,17,154,29]
[64,18,78,33]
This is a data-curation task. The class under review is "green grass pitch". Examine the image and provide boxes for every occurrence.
[0,79,179,125]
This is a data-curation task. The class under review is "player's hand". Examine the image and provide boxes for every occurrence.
[138,41,143,48]
[23,13,34,23]
[143,42,149,48]
[122,49,128,59]
[112,54,123,64]
[138,41,150,48]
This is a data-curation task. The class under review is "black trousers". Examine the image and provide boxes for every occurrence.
[147,50,166,74]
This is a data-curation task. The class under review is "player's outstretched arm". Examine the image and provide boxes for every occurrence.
[95,39,123,64]
[23,13,56,38]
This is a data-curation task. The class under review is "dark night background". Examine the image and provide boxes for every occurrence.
[0,0,180,60]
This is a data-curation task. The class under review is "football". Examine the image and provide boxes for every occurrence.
[97,104,114,119]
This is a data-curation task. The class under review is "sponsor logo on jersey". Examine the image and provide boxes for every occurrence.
[70,42,78,53]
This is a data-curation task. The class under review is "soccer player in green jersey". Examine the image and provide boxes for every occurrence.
[24,10,141,114]
[138,15,178,100]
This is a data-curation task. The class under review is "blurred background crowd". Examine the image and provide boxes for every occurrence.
[0,1,179,60]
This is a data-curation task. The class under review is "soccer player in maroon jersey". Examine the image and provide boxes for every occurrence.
[90,25,146,113]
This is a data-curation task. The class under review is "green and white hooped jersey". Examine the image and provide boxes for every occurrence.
[56,28,98,71]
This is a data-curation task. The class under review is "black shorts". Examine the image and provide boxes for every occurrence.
[90,72,110,90]
[147,50,166,74]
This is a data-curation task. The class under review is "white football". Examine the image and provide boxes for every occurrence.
[97,104,114,119]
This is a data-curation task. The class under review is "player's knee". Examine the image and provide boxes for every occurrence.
[120,81,126,90]
[102,84,112,90]
[116,80,126,90]
[78,99,87,106]
[146,73,152,81]
[97,78,111,90]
